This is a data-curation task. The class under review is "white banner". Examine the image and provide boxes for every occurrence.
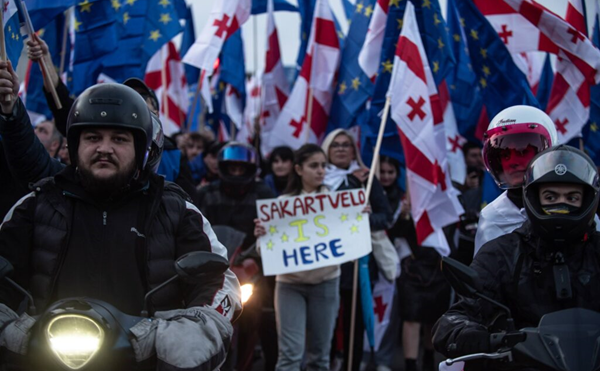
[256,190,372,276]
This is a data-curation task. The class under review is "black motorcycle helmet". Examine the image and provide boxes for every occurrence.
[217,142,258,186]
[147,113,164,173]
[66,84,153,173]
[523,145,600,245]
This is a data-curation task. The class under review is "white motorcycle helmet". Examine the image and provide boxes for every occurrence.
[483,105,558,189]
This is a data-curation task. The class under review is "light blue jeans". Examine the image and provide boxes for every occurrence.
[274,277,340,371]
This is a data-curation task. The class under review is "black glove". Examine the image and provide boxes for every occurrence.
[448,328,491,356]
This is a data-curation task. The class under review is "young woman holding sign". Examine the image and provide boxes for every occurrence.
[255,144,341,371]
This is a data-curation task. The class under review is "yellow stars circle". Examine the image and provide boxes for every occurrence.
[338,81,347,95]
[340,213,349,222]
[266,240,275,251]
[482,65,491,76]
[281,233,289,243]
[269,225,278,235]
[389,0,401,7]
[111,0,121,11]
[423,0,432,8]
[592,122,599,132]
[159,13,172,25]
[352,77,361,91]
[356,213,363,222]
[453,34,461,42]
[437,37,445,49]
[78,0,93,13]
[364,5,373,17]
[74,17,83,32]
[126,0,137,5]
[397,18,403,29]
[149,29,162,41]
[433,61,440,74]
[382,59,393,73]
[479,47,487,59]
[350,225,359,234]
[470,29,479,40]
[159,0,171,7]
[123,12,131,25]
[479,77,487,88]
[355,2,364,14]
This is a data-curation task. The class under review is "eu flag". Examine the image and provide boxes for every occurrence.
[455,0,539,122]
[328,0,375,132]
[445,0,482,143]
[24,0,72,30]
[180,5,199,86]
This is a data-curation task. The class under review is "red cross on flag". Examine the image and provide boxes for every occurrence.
[182,0,250,76]
[439,80,466,185]
[144,42,189,136]
[260,0,290,155]
[387,1,463,257]
[358,0,388,81]
[546,0,589,144]
[267,0,340,151]
[238,75,262,145]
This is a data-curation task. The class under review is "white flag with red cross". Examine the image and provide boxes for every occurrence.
[267,0,340,150]
[261,0,290,155]
[439,80,466,185]
[358,0,388,81]
[546,0,589,144]
[182,0,250,76]
[145,42,189,136]
[237,75,261,145]
[388,1,463,257]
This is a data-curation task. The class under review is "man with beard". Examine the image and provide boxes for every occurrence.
[0,78,241,370]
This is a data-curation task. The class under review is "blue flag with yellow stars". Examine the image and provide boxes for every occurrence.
[361,0,408,167]
[24,0,73,30]
[180,5,198,86]
[455,0,539,122]
[584,7,600,164]
[414,0,455,86]
[4,0,24,69]
[328,0,375,133]
[101,0,182,83]
[445,0,482,143]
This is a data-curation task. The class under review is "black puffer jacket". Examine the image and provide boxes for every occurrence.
[433,221,600,365]
[0,167,241,318]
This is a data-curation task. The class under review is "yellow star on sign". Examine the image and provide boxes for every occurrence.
[111,0,121,11]
[123,12,130,25]
[482,65,491,76]
[269,225,278,235]
[423,0,431,8]
[470,29,479,40]
[433,13,441,26]
[382,59,393,73]
[433,61,439,74]
[437,37,445,49]
[79,0,93,13]
[356,213,363,222]
[340,213,349,222]
[480,77,487,88]
[355,2,364,13]
[389,0,400,7]
[149,30,162,41]
[352,77,361,91]
[364,5,373,17]
[350,225,359,234]
[266,240,274,251]
[159,0,170,7]
[74,17,82,32]
[338,81,347,95]
[480,47,487,59]
[159,13,172,25]
[397,18,403,29]
[453,34,460,42]
[281,233,289,243]
[592,122,598,132]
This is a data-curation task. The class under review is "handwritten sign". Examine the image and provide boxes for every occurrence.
[256,189,372,276]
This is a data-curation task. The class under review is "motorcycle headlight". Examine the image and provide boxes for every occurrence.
[46,314,104,370]
[241,283,253,304]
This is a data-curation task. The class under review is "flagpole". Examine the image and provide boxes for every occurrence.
[59,7,71,76]
[304,88,314,144]
[348,96,391,371]
[161,46,169,126]
[187,69,205,132]
[0,9,10,103]
[20,1,62,109]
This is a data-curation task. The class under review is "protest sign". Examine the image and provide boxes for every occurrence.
[256,189,372,276]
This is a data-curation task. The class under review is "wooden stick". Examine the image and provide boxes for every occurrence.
[347,259,360,371]
[59,7,70,76]
[0,9,11,103]
[21,1,62,109]
[186,69,205,132]
[304,88,314,144]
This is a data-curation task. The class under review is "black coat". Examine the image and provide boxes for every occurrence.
[432,221,600,365]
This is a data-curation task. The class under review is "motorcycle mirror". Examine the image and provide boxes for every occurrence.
[441,257,481,298]
[175,251,230,283]
[0,256,14,280]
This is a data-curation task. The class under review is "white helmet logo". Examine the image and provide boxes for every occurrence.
[555,164,567,176]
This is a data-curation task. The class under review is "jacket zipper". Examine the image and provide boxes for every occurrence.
[103,211,107,226]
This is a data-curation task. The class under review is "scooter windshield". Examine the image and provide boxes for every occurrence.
[530,308,600,371]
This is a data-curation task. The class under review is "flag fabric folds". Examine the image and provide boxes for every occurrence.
[3,0,24,68]
[358,0,388,81]
[388,1,463,256]
[585,2,600,164]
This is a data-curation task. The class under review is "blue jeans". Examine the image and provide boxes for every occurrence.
[275,277,340,371]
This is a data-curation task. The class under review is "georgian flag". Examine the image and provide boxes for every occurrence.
[224,84,244,130]
[145,42,189,136]
[267,0,340,150]
[388,1,463,256]
[439,81,466,185]
[238,75,261,145]
[546,0,589,144]
[358,0,388,81]
[182,0,250,76]
[261,0,290,155]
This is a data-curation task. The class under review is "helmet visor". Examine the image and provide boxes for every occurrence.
[219,145,257,164]
[484,132,549,189]
[526,149,599,190]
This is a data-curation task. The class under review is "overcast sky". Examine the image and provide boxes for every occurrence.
[184,0,599,73]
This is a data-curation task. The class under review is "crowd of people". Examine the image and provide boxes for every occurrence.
[0,32,598,371]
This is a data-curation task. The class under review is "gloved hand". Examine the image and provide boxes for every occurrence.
[0,304,35,355]
[447,327,491,356]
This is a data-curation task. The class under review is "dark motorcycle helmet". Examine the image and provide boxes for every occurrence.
[66,83,153,173]
[523,145,600,245]
[147,113,164,173]
[217,142,258,186]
